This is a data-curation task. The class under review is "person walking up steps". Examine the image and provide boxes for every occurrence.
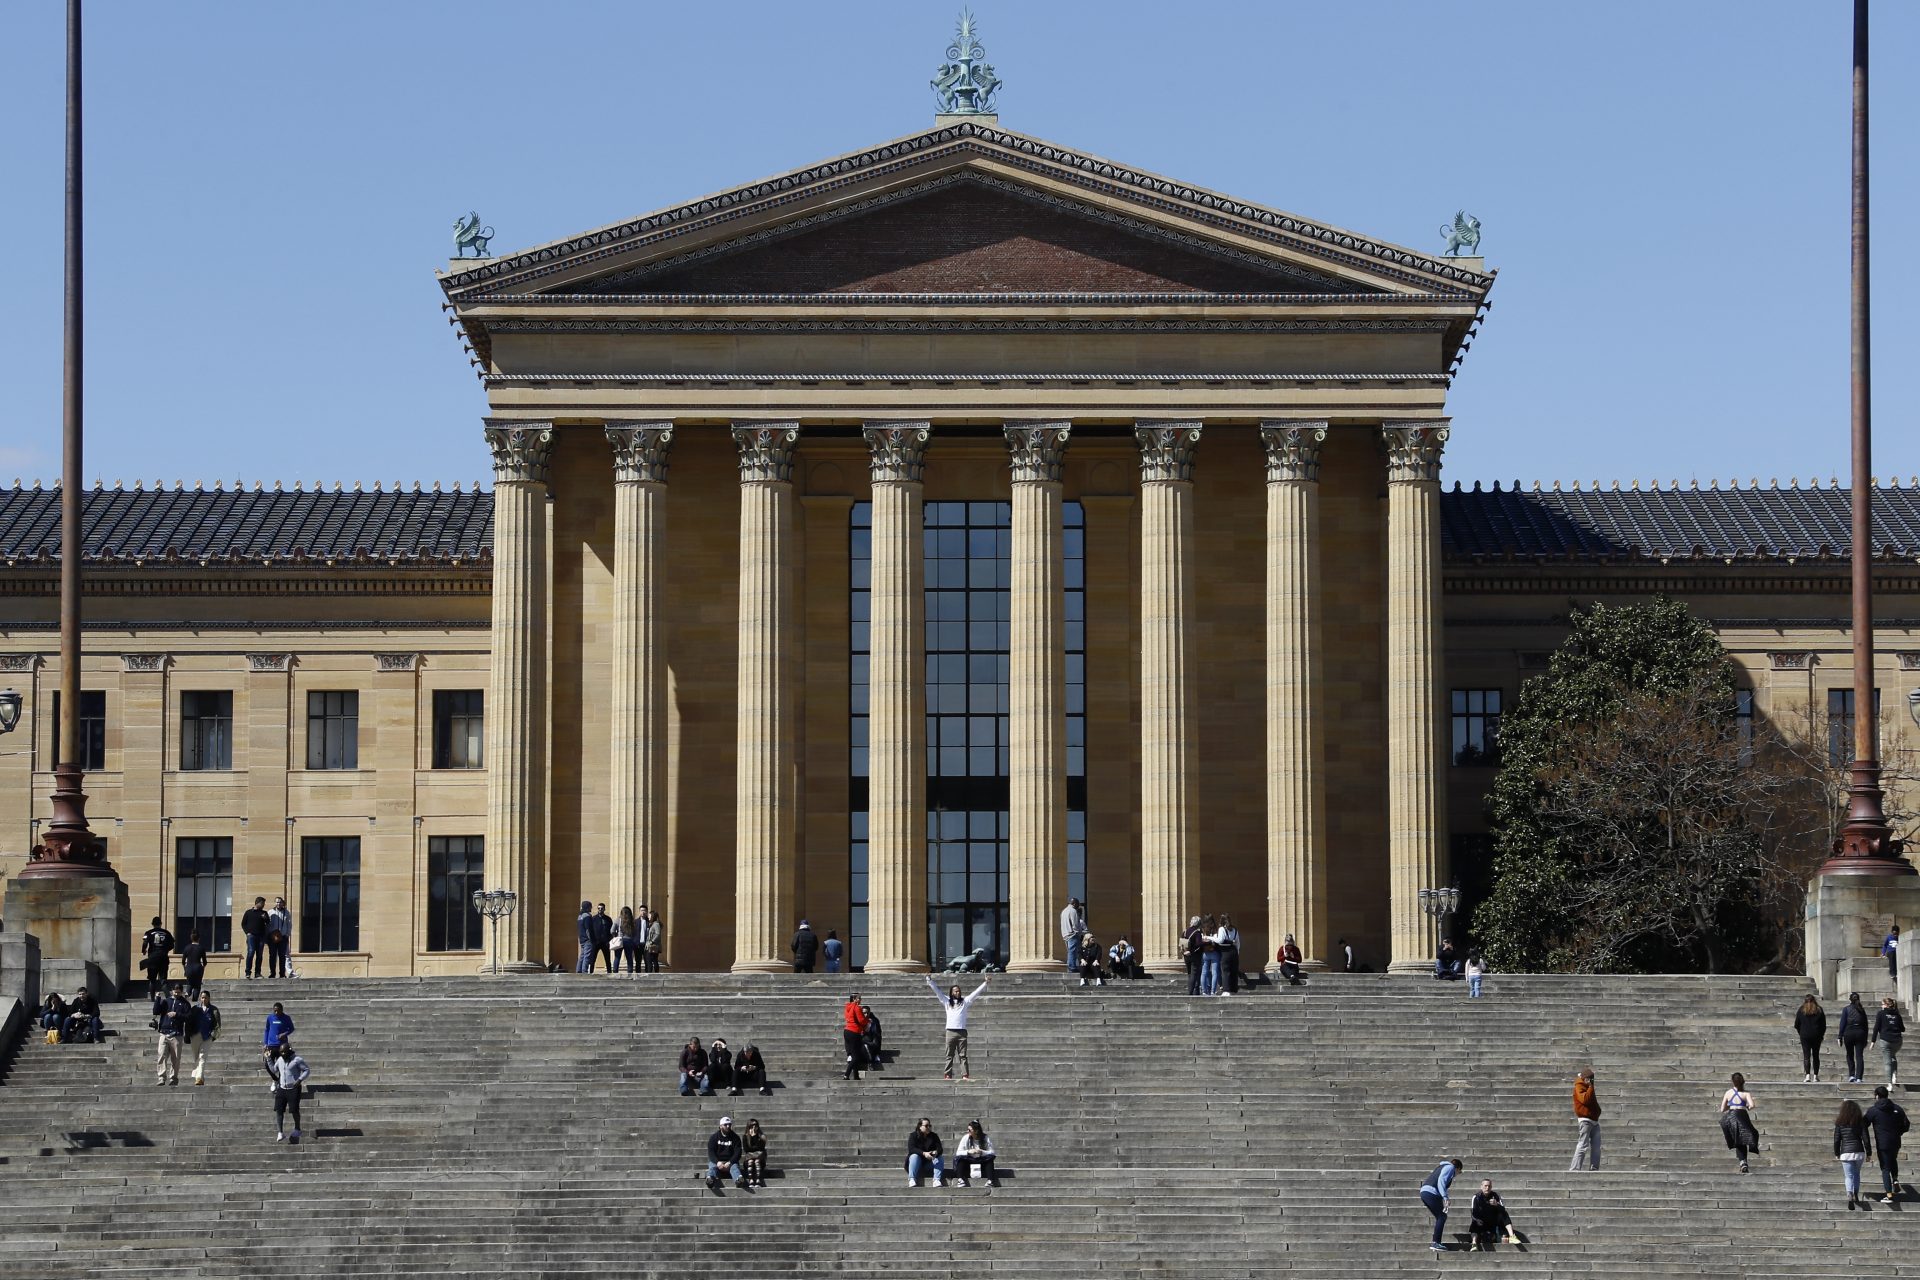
[1885,924,1901,980]
[140,917,175,1000]
[1570,1067,1601,1170]
[1866,1085,1910,1203]
[1720,1073,1760,1173]
[927,973,989,1081]
[1841,992,1871,1084]
[1837,1097,1873,1210]
[1873,996,1905,1087]
[1419,1157,1463,1252]
[1796,994,1829,1083]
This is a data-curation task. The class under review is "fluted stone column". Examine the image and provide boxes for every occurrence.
[1262,421,1330,970]
[1005,422,1071,972]
[1137,421,1201,974]
[732,423,801,973]
[483,421,554,973]
[606,422,673,922]
[863,422,931,972]
[1383,421,1451,974]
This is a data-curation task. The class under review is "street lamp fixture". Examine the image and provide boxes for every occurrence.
[1417,886,1461,924]
[472,888,518,976]
[0,688,21,734]
[1908,687,1920,732]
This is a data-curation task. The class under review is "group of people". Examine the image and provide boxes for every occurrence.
[140,898,297,997]
[677,1037,772,1097]
[147,983,222,1087]
[1433,939,1489,996]
[905,1117,999,1187]
[575,902,663,974]
[1419,1158,1523,1253]
[1796,991,1903,1085]
[789,921,847,973]
[238,896,295,979]
[34,988,103,1044]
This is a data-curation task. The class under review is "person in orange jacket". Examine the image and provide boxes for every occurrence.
[1570,1067,1601,1170]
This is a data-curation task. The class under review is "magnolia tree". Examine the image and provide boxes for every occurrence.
[1472,598,1832,974]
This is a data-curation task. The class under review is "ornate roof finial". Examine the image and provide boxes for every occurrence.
[932,9,1001,119]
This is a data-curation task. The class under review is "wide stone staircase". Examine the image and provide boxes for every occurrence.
[2,971,1916,1277]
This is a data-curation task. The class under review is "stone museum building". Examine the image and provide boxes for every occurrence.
[3,116,1918,979]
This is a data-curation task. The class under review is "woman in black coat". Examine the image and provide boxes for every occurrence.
[1795,994,1828,1083]
[1836,1097,1873,1210]
[1840,992,1872,1084]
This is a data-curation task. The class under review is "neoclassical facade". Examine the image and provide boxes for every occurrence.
[3,120,1918,978]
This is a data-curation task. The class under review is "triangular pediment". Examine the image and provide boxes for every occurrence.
[441,123,1494,304]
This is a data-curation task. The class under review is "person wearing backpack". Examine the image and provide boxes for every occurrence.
[1873,997,1906,1087]
[139,917,176,1000]
[1866,1085,1911,1203]
[1840,992,1872,1084]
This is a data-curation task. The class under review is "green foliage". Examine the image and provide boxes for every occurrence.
[1472,598,1740,972]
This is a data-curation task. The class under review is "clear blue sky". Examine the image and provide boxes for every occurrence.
[0,1,1914,490]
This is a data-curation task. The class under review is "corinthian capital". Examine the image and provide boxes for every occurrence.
[863,421,931,484]
[484,420,555,485]
[1260,420,1330,484]
[1136,421,1202,484]
[606,422,674,484]
[731,421,801,484]
[1382,421,1450,484]
[1005,421,1071,484]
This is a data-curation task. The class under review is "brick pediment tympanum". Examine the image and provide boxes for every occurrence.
[577,176,1365,297]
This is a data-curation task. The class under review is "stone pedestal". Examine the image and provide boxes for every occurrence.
[3,875,130,999]
[0,931,43,1011]
[1805,873,1920,1000]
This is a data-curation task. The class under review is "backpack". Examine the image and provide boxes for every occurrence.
[1895,1104,1912,1137]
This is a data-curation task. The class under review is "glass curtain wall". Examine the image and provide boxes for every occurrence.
[850,500,1085,971]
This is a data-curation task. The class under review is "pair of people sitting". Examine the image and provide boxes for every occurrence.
[37,991,103,1044]
[906,1117,998,1188]
[679,1037,771,1096]
[704,1116,769,1190]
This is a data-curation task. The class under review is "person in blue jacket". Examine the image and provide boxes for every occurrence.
[262,1001,295,1070]
[1420,1157,1464,1252]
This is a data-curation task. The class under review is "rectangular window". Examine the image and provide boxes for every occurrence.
[427,835,485,952]
[300,835,361,953]
[1735,689,1754,766]
[432,690,485,769]
[1829,688,1882,768]
[180,691,233,771]
[1450,689,1503,766]
[305,690,359,770]
[51,690,107,771]
[174,836,234,952]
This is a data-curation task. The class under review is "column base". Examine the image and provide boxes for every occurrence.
[863,959,931,974]
[730,960,792,975]
[491,960,552,975]
[1385,959,1435,976]
[1003,958,1066,974]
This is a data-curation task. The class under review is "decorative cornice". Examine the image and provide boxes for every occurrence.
[246,653,292,673]
[605,422,674,485]
[863,421,931,484]
[482,316,1459,335]
[1900,653,1920,671]
[1005,422,1072,484]
[0,571,490,597]
[731,422,801,484]
[1383,421,1450,483]
[121,653,166,672]
[1259,420,1330,484]
[1135,421,1202,484]
[1768,652,1816,671]
[441,126,1491,298]
[0,653,38,672]
[482,421,555,485]
[485,371,1449,389]
[375,652,420,672]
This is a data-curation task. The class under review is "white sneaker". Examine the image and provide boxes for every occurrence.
[907,1177,917,1188]
[933,1177,944,1187]
[274,1132,285,1142]
[1805,1073,1813,1083]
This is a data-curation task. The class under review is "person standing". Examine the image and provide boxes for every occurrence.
[1216,914,1242,996]
[1836,1098,1873,1210]
[1720,1073,1759,1173]
[643,908,663,972]
[1885,925,1901,980]
[705,1116,746,1190]
[1419,1157,1463,1253]
[1337,937,1356,972]
[1840,992,1872,1084]
[1184,916,1205,996]
[574,901,594,974]
[187,990,221,1086]
[1873,996,1905,1087]
[790,920,819,973]
[842,993,871,1081]
[614,906,640,976]
[926,974,989,1081]
[267,1042,311,1143]
[139,917,176,1000]
[1199,915,1222,997]
[1465,951,1487,999]
[241,897,270,980]
[1795,994,1828,1083]
[1570,1067,1601,1170]
[1060,898,1086,976]
[179,932,208,999]
[1865,1085,1910,1204]
[906,1117,945,1188]
[822,929,844,974]
[152,984,190,1086]
[588,904,615,974]
[266,897,292,979]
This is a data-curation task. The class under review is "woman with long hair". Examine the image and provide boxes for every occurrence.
[1840,992,1872,1084]
[1836,1097,1873,1210]
[1795,994,1827,1083]
[615,907,640,976]
[1720,1073,1759,1174]
[741,1118,769,1188]
[954,1119,998,1188]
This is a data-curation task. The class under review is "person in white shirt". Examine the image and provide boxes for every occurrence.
[1465,952,1488,999]
[926,974,989,1081]
[1059,899,1087,976]
[953,1119,998,1187]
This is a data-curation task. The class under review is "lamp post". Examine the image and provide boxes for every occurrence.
[1417,886,1461,929]
[0,689,21,735]
[472,888,518,976]
[1820,0,1911,877]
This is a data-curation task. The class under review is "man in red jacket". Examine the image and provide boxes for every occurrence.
[1570,1068,1601,1170]
[842,992,870,1080]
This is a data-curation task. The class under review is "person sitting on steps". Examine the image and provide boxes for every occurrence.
[709,1038,736,1096]
[62,989,103,1044]
[1107,936,1143,980]
[1467,1180,1521,1250]
[741,1118,769,1188]
[1276,935,1305,986]
[734,1043,771,1096]
[705,1116,747,1191]
[37,992,68,1043]
[859,999,884,1070]
[906,1117,945,1188]
[678,1035,712,1096]
[1434,938,1464,980]
[953,1119,998,1187]
[1076,932,1107,986]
